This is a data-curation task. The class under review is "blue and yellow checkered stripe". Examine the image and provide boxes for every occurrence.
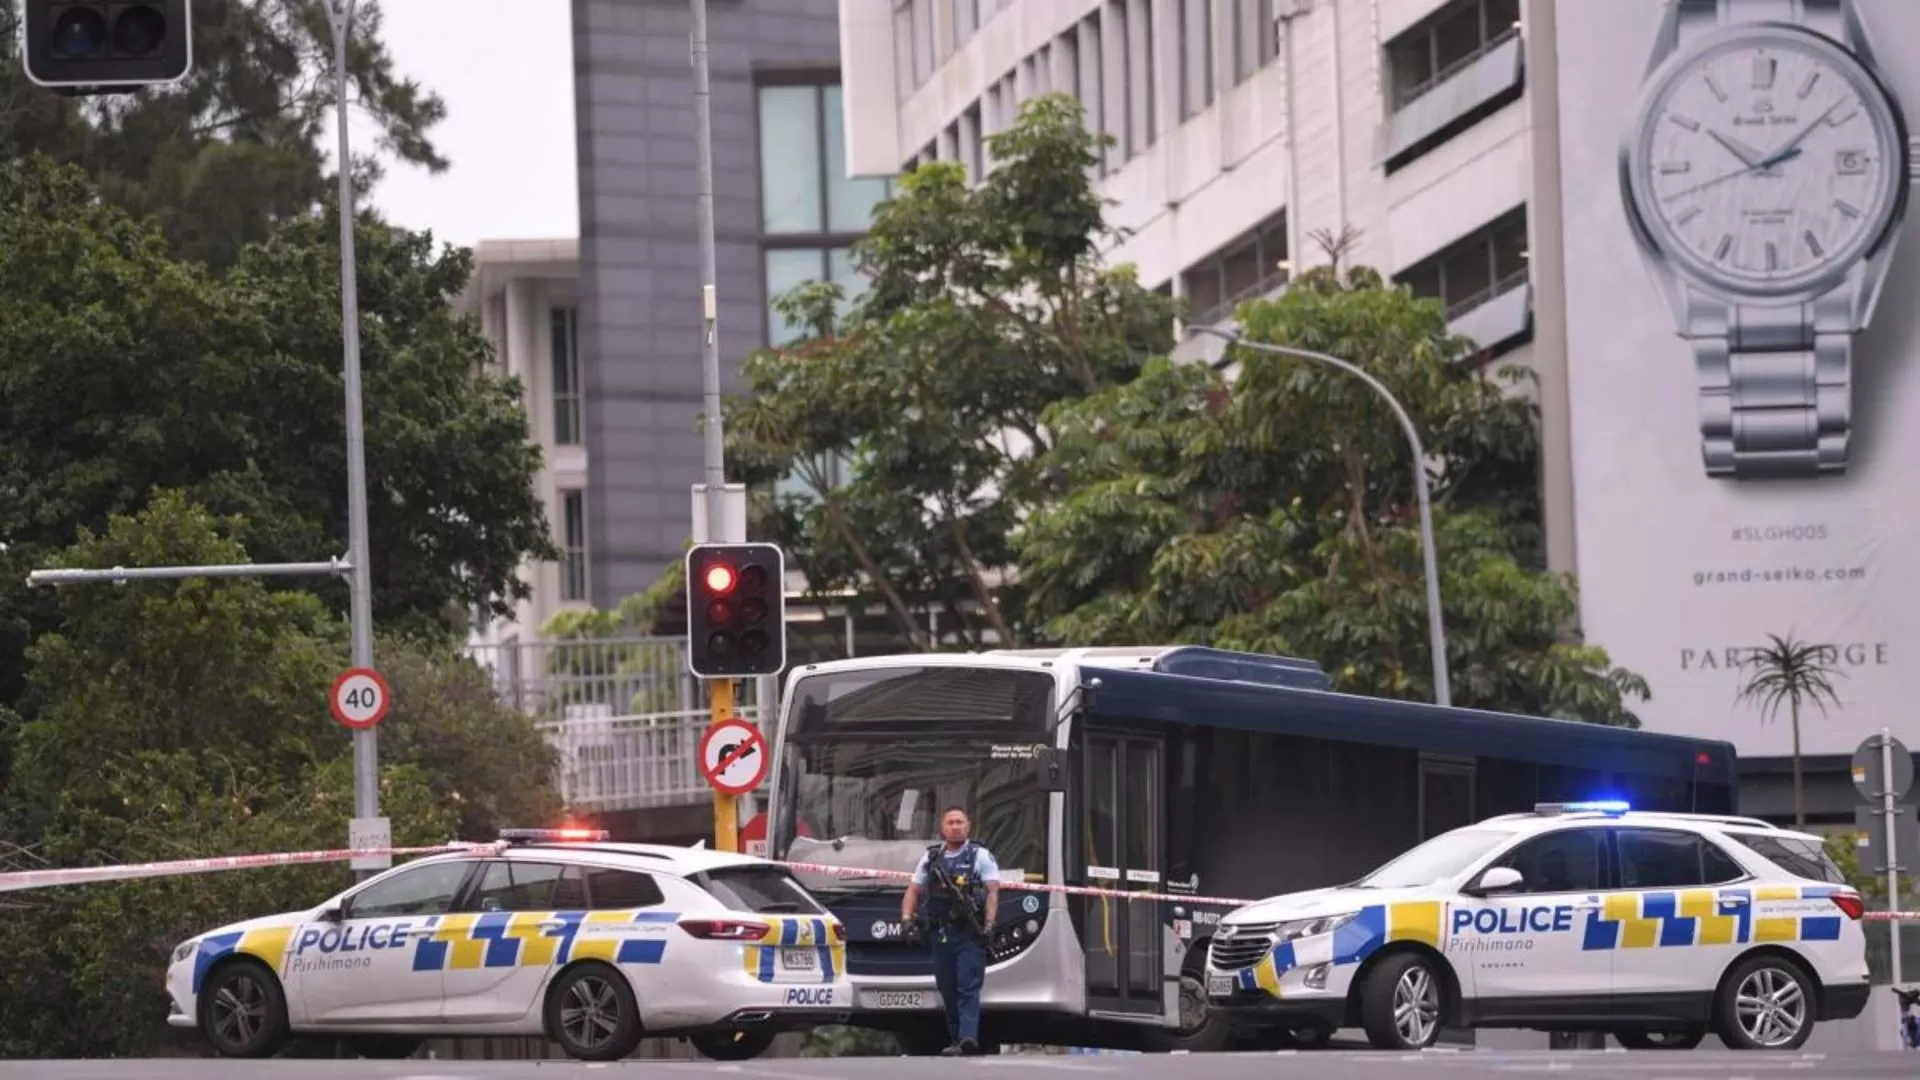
[1579,884,1842,951]
[1234,901,1442,997]
[191,926,296,994]
[408,908,679,971]
[741,916,844,984]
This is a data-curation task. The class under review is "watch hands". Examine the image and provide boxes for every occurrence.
[1662,147,1803,202]
[1708,128,1768,169]
[1758,99,1843,169]
[1661,99,1838,203]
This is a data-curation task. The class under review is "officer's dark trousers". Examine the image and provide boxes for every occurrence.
[930,930,986,1043]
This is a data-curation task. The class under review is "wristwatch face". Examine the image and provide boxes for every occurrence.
[1625,25,1905,298]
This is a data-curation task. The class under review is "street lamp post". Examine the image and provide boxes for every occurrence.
[322,0,382,875]
[1190,324,1452,709]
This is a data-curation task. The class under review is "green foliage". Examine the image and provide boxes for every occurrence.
[1016,262,1649,723]
[798,1025,904,1057]
[724,93,1178,650]
[0,154,557,713]
[0,0,448,270]
[1736,632,1844,826]
[0,494,558,1056]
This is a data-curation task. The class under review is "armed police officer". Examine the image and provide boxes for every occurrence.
[901,805,999,1056]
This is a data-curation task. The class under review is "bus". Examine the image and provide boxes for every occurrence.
[762,645,1738,1054]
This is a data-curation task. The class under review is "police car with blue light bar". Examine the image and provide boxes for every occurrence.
[164,829,851,1061]
[1206,802,1869,1051]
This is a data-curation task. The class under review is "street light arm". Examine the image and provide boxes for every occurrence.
[1189,325,1430,465]
[1190,324,1452,708]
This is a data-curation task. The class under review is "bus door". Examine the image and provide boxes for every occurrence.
[1077,730,1165,1019]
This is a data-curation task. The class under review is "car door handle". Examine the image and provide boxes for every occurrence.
[539,920,569,933]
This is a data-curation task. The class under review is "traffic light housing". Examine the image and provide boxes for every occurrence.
[22,1,193,91]
[686,542,787,678]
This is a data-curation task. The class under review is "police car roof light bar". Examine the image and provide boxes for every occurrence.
[1535,800,1631,816]
[499,827,610,843]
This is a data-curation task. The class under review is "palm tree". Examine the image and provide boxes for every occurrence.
[1735,632,1844,827]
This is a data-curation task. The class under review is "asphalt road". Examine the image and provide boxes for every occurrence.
[4,1050,1915,1079]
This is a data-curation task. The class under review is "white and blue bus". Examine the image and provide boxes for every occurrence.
[762,646,1739,1054]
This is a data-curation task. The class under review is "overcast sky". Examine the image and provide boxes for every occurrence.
[352,0,580,249]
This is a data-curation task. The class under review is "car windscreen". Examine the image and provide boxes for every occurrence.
[697,866,829,915]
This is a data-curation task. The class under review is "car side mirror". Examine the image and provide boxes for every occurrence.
[318,904,345,923]
[1467,866,1524,897]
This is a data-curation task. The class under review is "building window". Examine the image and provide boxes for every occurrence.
[1231,0,1276,84]
[1180,211,1288,327]
[1179,0,1214,121]
[1385,0,1520,111]
[757,78,891,344]
[550,308,580,446]
[1395,206,1529,320]
[559,490,587,602]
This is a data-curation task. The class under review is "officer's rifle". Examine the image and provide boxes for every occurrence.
[924,844,990,941]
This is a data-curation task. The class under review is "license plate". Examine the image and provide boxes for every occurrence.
[859,990,930,1010]
[1207,974,1233,997]
[781,947,817,971]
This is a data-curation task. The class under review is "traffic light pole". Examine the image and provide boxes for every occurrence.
[690,0,738,854]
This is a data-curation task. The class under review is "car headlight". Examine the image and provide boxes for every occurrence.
[1272,912,1357,942]
[172,940,197,964]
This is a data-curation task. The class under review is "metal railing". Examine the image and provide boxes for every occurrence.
[464,636,773,812]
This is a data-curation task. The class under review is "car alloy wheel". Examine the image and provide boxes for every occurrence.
[546,963,644,1062]
[1393,964,1441,1047]
[198,961,289,1058]
[1733,965,1808,1049]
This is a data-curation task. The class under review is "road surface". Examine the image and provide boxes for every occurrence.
[4,1049,1912,1079]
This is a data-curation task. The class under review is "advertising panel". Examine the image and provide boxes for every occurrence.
[1555,0,1920,757]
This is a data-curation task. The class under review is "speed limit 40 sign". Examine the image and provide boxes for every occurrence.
[330,667,392,730]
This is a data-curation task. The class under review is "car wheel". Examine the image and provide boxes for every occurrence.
[1358,951,1446,1051]
[1614,1025,1706,1050]
[344,1035,423,1058]
[691,1028,775,1060]
[1140,972,1233,1052]
[545,962,644,1062]
[196,960,291,1059]
[1715,954,1815,1051]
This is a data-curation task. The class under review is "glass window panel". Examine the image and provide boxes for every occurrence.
[825,85,890,232]
[759,86,823,233]
[766,248,826,346]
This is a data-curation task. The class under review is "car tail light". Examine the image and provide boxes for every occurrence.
[1832,890,1865,921]
[830,922,846,943]
[677,919,771,941]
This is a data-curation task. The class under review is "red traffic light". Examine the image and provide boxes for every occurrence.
[704,564,737,594]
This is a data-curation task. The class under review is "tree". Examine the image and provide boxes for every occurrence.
[0,0,448,271]
[1736,632,1845,828]
[0,155,557,715]
[1015,258,1650,723]
[0,492,559,1056]
[724,93,1179,651]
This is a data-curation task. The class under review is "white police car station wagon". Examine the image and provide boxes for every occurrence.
[1206,803,1870,1051]
[165,829,852,1061]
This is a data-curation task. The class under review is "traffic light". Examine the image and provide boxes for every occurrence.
[685,542,787,678]
[22,1,193,91]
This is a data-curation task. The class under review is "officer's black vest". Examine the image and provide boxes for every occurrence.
[923,841,988,926]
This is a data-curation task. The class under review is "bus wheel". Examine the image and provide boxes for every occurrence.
[1358,952,1445,1051]
[1141,973,1232,1053]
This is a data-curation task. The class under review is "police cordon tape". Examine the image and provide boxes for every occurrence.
[5,842,1920,923]
[0,841,502,893]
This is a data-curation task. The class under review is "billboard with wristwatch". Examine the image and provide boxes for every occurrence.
[1556,0,1919,756]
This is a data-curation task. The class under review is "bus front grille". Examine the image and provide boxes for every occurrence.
[1207,924,1280,971]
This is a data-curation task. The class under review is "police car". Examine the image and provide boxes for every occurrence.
[165,829,852,1061]
[1205,802,1869,1051]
